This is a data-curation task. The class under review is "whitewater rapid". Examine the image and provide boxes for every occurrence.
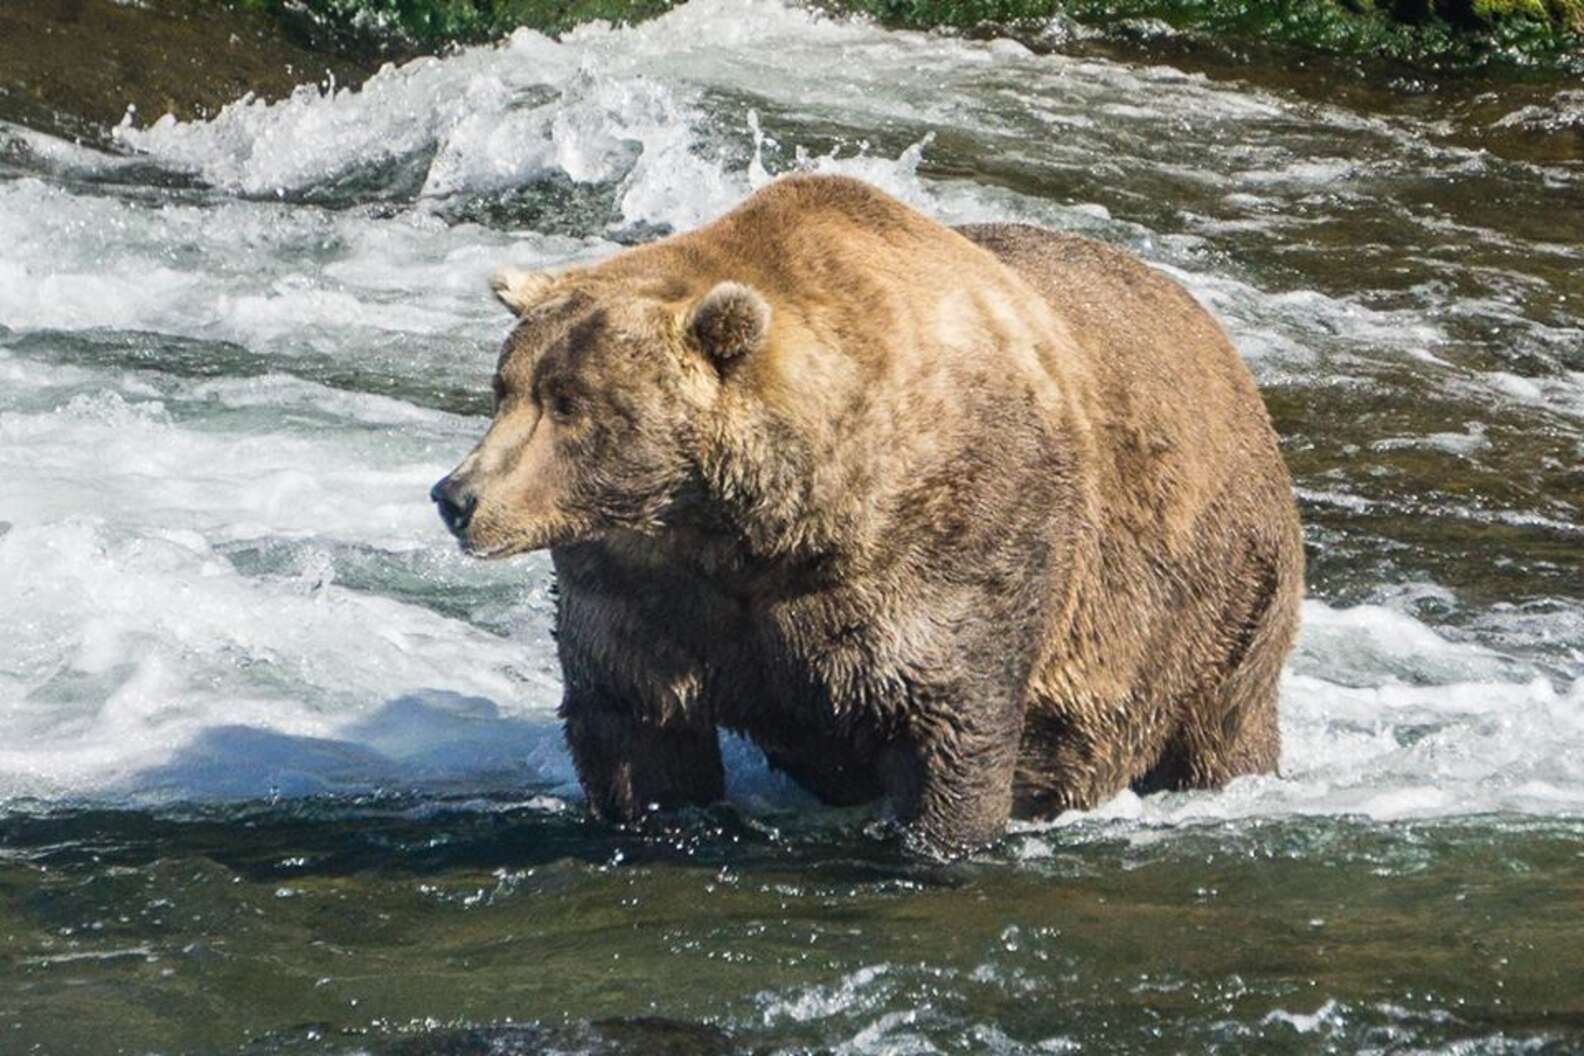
[1,0,1578,832]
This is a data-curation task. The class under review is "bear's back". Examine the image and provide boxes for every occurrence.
[602,175,1065,391]
[956,222,1294,550]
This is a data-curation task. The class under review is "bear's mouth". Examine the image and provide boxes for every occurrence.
[458,532,542,560]
[458,516,597,558]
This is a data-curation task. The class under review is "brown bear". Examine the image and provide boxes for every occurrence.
[432,173,1303,859]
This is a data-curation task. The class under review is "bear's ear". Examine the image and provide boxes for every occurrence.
[490,266,556,316]
[685,281,771,364]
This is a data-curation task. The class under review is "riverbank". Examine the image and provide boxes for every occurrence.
[1,0,1580,147]
[836,0,1584,72]
[229,0,1584,71]
[0,0,380,143]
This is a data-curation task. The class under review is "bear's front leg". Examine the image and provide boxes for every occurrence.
[562,691,724,823]
[879,686,1023,861]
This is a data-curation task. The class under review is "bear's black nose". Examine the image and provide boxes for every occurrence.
[430,475,477,538]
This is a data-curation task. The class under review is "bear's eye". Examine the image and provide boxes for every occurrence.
[546,387,579,422]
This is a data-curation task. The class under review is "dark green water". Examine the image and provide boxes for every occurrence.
[0,2,1581,1052]
[6,802,1584,1053]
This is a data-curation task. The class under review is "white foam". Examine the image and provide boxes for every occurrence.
[0,177,568,350]
[0,352,569,801]
[1262,1000,1346,1035]
[1493,89,1584,133]
[0,381,445,544]
[1484,367,1584,422]
[0,516,569,800]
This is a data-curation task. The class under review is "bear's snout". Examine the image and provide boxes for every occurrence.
[430,474,478,539]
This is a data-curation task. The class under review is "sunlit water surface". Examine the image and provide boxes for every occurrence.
[1,1,1581,1052]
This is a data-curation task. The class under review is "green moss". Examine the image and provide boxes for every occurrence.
[1471,0,1584,26]
[1544,0,1584,29]
[1472,0,1548,20]
[231,0,682,54]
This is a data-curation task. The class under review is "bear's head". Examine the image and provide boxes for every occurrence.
[431,265,772,557]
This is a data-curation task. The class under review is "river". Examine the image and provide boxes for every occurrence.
[1,1,1581,1051]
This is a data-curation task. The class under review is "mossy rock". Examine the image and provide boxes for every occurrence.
[0,0,378,139]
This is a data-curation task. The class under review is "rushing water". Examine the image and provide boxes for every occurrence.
[1,1,1581,1051]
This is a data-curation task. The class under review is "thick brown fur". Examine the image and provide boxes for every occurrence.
[438,174,1303,858]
